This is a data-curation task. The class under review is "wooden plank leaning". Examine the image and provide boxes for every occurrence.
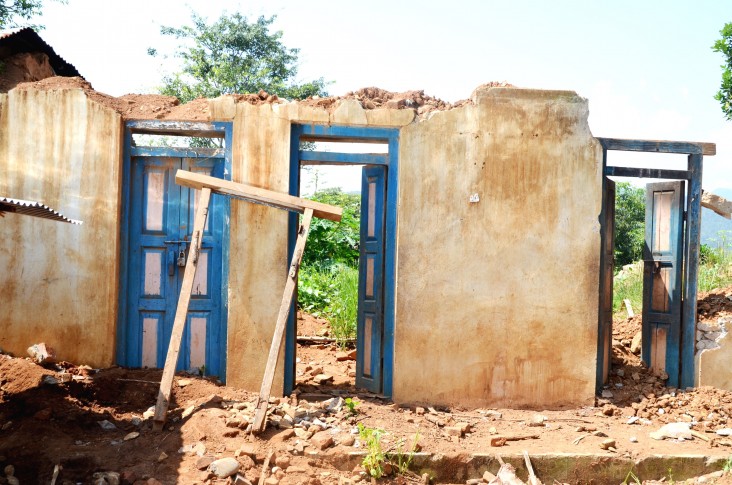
[176,170,342,222]
[251,208,314,433]
[153,187,212,431]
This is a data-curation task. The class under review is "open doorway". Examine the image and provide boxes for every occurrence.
[294,163,363,395]
[596,138,710,393]
[284,125,399,398]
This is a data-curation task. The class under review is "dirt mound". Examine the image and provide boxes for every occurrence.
[301,86,485,116]
[604,285,732,434]
[300,82,514,117]
[0,51,56,92]
[12,78,288,120]
[697,285,732,319]
[0,353,54,395]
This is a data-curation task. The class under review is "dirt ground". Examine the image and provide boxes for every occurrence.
[4,298,732,484]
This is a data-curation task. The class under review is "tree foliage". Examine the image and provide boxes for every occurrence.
[301,188,360,268]
[0,0,53,29]
[150,12,328,103]
[614,182,646,268]
[713,22,732,120]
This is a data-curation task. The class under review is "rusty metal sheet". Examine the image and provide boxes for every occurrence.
[0,196,82,224]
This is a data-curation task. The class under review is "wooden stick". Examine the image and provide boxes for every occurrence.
[296,336,356,344]
[117,379,159,384]
[252,208,314,433]
[258,449,274,485]
[176,170,342,222]
[523,450,542,485]
[623,299,634,318]
[153,187,211,431]
[492,433,540,446]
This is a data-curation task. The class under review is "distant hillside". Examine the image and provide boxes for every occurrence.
[702,187,732,247]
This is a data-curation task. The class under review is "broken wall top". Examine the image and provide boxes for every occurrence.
[7,76,542,127]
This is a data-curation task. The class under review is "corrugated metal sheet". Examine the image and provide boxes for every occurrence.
[0,27,81,78]
[0,196,82,224]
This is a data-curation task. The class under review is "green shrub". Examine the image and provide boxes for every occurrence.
[302,188,360,268]
[613,234,732,319]
[298,263,359,344]
[297,188,362,343]
[614,183,646,268]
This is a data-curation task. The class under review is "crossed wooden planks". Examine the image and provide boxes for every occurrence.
[152,170,341,432]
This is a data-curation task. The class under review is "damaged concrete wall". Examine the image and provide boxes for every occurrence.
[394,88,603,408]
[211,86,602,407]
[0,87,122,367]
[209,96,414,392]
[0,81,603,407]
[696,310,732,389]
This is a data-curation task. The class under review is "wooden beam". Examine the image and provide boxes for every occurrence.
[175,170,342,222]
[252,208,314,433]
[702,190,732,219]
[299,151,388,165]
[604,166,690,180]
[127,120,225,138]
[598,138,715,156]
[131,146,224,158]
[681,153,703,389]
[153,187,211,431]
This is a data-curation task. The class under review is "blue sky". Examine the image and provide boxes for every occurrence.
[36,0,732,192]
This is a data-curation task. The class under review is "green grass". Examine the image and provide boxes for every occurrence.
[298,262,359,345]
[613,234,732,319]
[613,261,644,318]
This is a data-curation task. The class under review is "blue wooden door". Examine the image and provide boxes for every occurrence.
[642,181,685,385]
[597,178,615,390]
[356,165,386,392]
[126,154,225,377]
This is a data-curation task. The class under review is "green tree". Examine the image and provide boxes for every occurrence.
[0,0,58,29]
[150,12,328,103]
[614,182,646,268]
[302,188,360,268]
[713,22,732,120]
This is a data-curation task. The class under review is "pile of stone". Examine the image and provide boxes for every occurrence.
[696,317,730,352]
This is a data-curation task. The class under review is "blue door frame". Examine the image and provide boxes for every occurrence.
[598,138,706,390]
[285,124,399,397]
[117,121,232,381]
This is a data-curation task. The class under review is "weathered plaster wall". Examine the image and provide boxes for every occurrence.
[393,87,603,408]
[211,89,602,406]
[0,88,123,367]
[696,317,732,389]
[209,96,413,392]
[223,102,291,392]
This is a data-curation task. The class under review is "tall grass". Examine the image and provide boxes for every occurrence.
[699,232,732,292]
[613,232,732,319]
[298,262,359,345]
[613,262,644,317]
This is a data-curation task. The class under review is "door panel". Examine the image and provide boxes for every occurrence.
[356,165,386,392]
[642,181,685,385]
[598,178,615,389]
[126,155,225,377]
